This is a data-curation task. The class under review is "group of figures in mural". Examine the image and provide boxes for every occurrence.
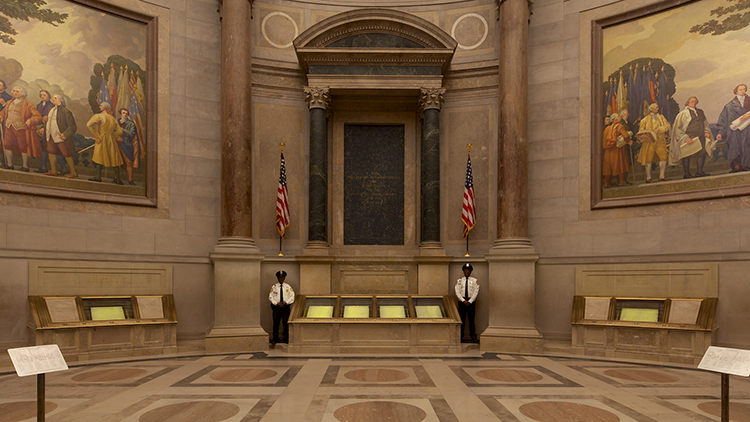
[0,0,146,193]
[600,0,750,196]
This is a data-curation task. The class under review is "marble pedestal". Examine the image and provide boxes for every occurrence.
[481,243,543,353]
[206,238,268,353]
[417,243,451,295]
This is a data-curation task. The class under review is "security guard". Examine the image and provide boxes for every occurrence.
[455,263,479,343]
[269,270,295,343]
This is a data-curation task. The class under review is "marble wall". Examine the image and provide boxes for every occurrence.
[527,0,750,349]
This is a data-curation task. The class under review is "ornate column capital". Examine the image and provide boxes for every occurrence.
[419,87,446,112]
[304,86,331,110]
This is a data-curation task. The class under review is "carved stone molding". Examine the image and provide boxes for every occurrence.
[304,86,331,110]
[419,87,446,112]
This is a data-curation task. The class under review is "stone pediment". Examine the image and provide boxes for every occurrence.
[294,9,456,87]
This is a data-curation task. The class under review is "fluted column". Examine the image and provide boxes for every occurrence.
[305,87,330,246]
[481,0,542,353]
[207,0,267,353]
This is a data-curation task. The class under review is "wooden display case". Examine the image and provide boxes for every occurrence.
[571,296,718,364]
[289,295,461,354]
[28,295,178,361]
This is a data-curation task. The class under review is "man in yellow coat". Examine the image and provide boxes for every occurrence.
[87,102,123,184]
[637,103,672,183]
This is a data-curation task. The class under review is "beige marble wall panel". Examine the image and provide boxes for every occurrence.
[575,263,718,298]
[299,262,331,295]
[0,258,30,347]
[535,264,575,340]
[339,269,409,294]
[29,260,173,296]
[418,264,449,295]
[445,5,496,61]
[443,104,492,244]
[172,263,213,338]
[253,4,304,63]
[254,102,307,244]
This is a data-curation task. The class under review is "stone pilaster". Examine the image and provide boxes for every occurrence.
[481,0,542,353]
[300,87,332,294]
[207,0,267,353]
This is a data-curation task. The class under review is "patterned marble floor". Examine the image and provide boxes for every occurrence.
[1,351,750,422]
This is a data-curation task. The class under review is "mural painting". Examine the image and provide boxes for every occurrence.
[0,0,147,197]
[600,0,750,200]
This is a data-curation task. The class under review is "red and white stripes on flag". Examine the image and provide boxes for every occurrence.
[462,152,476,239]
[276,152,291,238]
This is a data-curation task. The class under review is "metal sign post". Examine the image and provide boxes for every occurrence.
[7,344,68,421]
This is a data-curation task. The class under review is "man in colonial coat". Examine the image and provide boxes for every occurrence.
[0,86,42,171]
[669,96,716,178]
[45,94,78,178]
[602,112,632,188]
[637,103,671,183]
[716,84,750,172]
[86,102,123,184]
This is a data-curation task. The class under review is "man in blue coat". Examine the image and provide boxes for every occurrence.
[717,84,750,172]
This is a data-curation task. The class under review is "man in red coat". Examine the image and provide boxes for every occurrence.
[0,86,42,171]
[602,112,633,188]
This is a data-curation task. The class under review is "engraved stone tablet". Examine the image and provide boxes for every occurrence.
[699,346,750,376]
[668,299,701,324]
[584,297,610,320]
[137,296,165,319]
[344,124,404,245]
[45,297,80,323]
[8,344,68,377]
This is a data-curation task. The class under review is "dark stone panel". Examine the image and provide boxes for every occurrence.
[309,108,328,243]
[421,109,440,243]
[308,65,442,76]
[344,125,404,245]
[327,33,425,48]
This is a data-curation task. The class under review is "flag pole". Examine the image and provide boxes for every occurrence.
[278,143,286,257]
[464,144,473,257]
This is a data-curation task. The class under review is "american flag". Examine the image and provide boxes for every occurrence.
[276,152,291,238]
[462,153,475,239]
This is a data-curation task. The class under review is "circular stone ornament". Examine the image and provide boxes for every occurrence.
[262,11,299,49]
[451,13,488,50]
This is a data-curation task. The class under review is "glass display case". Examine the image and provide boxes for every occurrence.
[303,296,337,318]
[412,297,446,318]
[341,296,373,318]
[377,296,408,318]
[615,298,663,322]
[82,297,135,321]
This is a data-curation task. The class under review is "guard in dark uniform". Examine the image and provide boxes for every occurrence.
[268,270,295,344]
[455,263,479,343]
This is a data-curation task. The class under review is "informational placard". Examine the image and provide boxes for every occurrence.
[699,346,750,377]
[7,344,68,377]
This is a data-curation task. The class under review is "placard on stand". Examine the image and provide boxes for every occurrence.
[698,346,750,422]
[7,344,68,422]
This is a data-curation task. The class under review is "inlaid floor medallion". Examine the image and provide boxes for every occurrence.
[209,368,278,382]
[475,369,544,382]
[343,368,410,382]
[333,401,427,422]
[0,401,58,422]
[139,401,240,422]
[519,401,620,422]
[698,401,750,421]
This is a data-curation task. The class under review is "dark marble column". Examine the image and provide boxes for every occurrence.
[419,88,445,245]
[304,87,330,245]
[497,0,531,248]
[220,0,252,240]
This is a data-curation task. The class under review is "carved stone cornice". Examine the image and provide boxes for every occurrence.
[304,86,331,110]
[419,87,446,112]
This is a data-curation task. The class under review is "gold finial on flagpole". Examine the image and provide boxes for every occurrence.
[466,143,473,154]
[279,142,285,153]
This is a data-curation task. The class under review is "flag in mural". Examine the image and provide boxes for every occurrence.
[276,151,291,238]
[461,152,475,239]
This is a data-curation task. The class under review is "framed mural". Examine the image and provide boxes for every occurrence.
[0,0,157,206]
[591,0,750,208]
